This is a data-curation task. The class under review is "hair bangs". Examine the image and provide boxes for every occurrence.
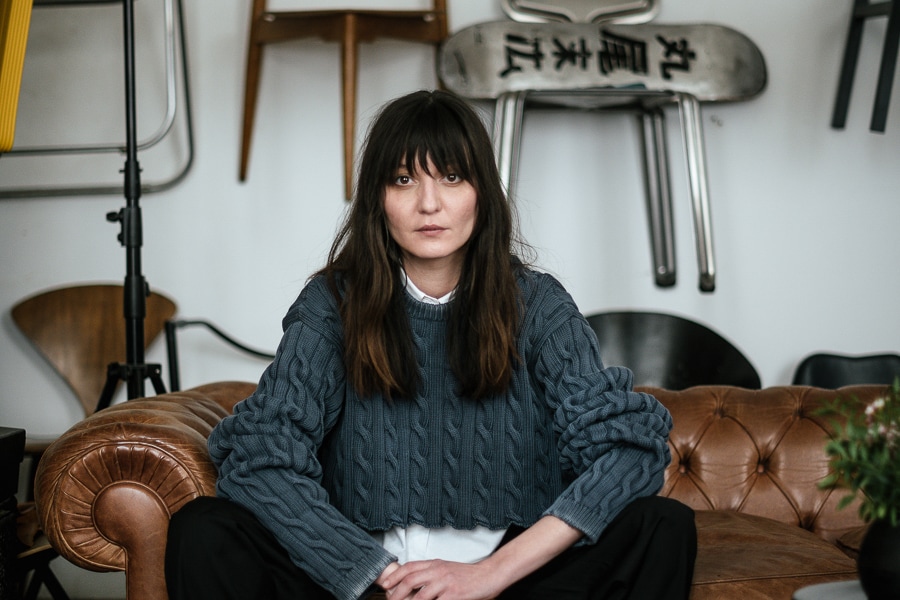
[390,103,476,184]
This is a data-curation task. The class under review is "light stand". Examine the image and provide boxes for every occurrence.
[98,0,166,410]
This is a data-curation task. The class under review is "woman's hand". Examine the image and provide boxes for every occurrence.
[376,516,583,599]
[378,559,501,600]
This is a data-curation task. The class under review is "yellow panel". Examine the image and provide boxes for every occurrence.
[0,0,34,152]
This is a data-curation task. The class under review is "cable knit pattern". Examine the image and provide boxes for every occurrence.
[208,268,672,600]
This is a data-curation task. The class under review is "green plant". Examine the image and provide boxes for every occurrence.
[818,377,900,527]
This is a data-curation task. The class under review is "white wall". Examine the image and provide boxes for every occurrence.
[2,0,899,596]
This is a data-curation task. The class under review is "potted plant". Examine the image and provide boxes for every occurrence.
[819,377,900,600]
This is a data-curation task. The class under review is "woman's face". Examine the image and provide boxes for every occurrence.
[383,156,477,283]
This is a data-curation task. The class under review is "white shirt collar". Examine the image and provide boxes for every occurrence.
[402,270,454,305]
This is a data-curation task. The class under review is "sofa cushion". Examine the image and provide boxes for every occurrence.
[836,524,869,560]
[691,510,857,599]
[644,385,888,545]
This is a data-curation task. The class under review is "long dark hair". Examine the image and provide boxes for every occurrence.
[319,90,524,400]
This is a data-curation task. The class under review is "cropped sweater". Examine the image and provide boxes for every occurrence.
[208,268,673,600]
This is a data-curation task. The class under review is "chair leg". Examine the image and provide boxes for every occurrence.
[832,0,870,129]
[22,568,70,600]
[341,13,359,201]
[24,562,71,600]
[492,91,527,201]
[239,0,268,181]
[41,564,71,600]
[638,106,676,288]
[676,93,715,293]
[871,0,900,131]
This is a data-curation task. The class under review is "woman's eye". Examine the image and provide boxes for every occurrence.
[444,173,461,183]
[395,174,412,185]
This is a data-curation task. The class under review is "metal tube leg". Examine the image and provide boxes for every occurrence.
[493,91,527,201]
[832,0,870,129]
[677,93,716,292]
[871,0,900,132]
[639,106,676,287]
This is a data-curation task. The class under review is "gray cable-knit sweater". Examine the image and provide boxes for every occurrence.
[209,268,672,600]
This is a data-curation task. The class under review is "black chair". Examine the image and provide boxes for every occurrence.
[791,352,900,387]
[0,427,25,599]
[0,426,70,600]
[164,319,275,392]
[831,0,900,132]
[585,310,761,390]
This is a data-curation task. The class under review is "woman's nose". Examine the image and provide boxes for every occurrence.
[417,177,441,213]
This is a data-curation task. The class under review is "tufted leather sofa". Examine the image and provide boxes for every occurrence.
[34,382,882,600]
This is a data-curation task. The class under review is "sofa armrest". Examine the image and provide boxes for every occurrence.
[33,382,256,600]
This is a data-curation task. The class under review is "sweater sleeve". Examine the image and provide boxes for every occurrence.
[528,283,672,544]
[208,281,395,600]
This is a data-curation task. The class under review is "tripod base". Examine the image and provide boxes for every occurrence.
[97,362,166,412]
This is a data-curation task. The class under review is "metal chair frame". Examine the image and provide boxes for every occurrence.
[501,0,658,24]
[164,318,275,392]
[0,0,194,198]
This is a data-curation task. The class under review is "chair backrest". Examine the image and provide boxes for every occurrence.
[791,352,900,387]
[585,310,761,390]
[11,284,177,416]
[502,0,658,24]
[164,318,275,392]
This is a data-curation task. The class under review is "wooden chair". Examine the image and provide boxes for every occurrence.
[12,283,177,424]
[10,283,175,599]
[238,0,448,199]
[12,282,177,483]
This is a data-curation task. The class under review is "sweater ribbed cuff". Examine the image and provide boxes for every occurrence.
[339,550,396,600]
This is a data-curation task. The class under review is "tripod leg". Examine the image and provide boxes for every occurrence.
[95,363,123,412]
[148,364,167,395]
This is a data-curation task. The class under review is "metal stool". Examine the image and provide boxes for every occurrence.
[238,0,448,200]
[438,2,766,291]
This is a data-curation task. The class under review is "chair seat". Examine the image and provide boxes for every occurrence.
[250,9,447,45]
[439,21,766,101]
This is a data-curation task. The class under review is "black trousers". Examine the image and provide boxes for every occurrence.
[165,495,696,600]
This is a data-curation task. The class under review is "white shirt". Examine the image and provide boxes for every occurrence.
[369,272,507,564]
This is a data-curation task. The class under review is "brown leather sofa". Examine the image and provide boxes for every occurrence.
[34,382,880,600]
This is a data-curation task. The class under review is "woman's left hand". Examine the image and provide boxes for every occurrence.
[380,559,501,600]
[380,516,582,600]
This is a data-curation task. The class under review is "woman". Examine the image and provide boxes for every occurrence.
[165,90,696,600]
